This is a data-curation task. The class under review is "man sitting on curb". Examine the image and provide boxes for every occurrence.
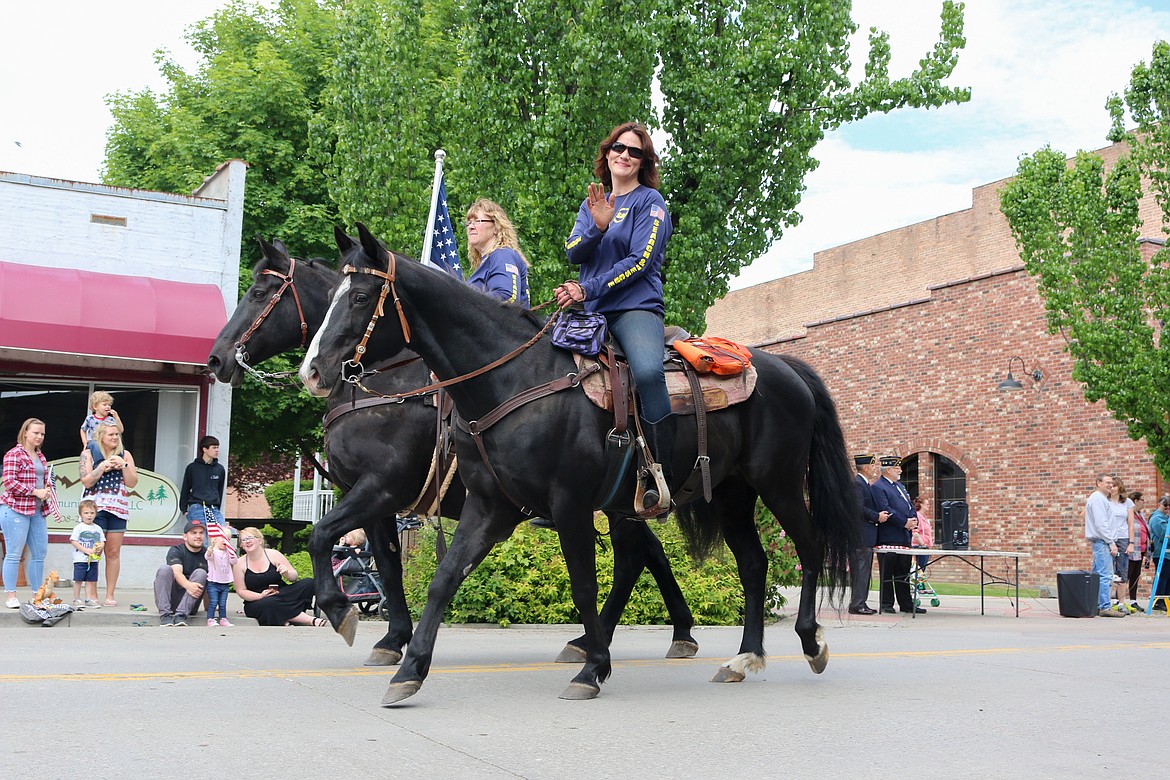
[154,520,208,626]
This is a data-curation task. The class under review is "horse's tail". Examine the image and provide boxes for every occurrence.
[780,355,858,596]
[675,500,725,562]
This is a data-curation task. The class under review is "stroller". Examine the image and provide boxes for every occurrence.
[331,544,388,618]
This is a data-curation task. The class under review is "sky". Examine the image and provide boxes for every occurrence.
[3,1,1170,290]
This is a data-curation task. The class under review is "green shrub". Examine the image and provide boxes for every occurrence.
[263,479,315,520]
[401,503,801,626]
[286,550,314,579]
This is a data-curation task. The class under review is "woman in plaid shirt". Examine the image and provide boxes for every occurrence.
[2,418,61,609]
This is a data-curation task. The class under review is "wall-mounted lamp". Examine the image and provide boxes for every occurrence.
[997,355,1044,391]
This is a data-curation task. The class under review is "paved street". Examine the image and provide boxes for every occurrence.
[2,590,1167,778]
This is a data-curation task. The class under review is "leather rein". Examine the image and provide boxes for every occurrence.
[338,255,565,403]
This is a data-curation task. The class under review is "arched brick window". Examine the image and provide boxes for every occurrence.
[898,452,967,539]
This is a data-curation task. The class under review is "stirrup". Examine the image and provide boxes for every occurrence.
[634,463,671,519]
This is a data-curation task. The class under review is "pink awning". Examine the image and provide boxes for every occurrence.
[0,260,226,365]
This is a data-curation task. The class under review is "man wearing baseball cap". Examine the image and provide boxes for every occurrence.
[153,520,209,626]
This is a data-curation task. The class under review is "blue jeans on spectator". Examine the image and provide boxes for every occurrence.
[206,581,230,622]
[1091,539,1114,610]
[1,504,48,593]
[187,504,225,526]
[607,309,670,423]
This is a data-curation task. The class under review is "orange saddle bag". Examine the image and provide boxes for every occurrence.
[672,336,753,376]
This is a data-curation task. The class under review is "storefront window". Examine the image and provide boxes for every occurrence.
[0,380,199,531]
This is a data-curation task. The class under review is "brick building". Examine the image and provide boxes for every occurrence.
[706,140,1162,589]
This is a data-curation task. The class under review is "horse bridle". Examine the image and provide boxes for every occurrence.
[234,255,310,367]
[341,250,412,379]
[337,254,567,401]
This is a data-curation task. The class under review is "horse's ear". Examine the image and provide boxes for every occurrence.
[355,222,388,268]
[334,225,356,254]
[255,236,289,276]
[272,238,288,256]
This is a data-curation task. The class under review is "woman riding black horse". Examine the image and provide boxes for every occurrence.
[300,224,856,705]
[207,238,700,664]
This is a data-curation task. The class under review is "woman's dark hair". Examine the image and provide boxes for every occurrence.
[1129,490,1143,502]
[593,122,660,191]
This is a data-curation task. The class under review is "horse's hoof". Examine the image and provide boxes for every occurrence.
[665,639,698,659]
[337,606,359,647]
[710,666,746,683]
[558,681,600,700]
[364,647,403,667]
[805,644,829,675]
[555,644,587,663]
[381,680,422,706]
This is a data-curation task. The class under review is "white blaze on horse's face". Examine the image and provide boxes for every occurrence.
[299,275,351,396]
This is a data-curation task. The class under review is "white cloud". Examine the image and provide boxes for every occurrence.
[734,0,1170,289]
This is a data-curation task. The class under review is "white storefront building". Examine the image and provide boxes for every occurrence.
[0,162,245,588]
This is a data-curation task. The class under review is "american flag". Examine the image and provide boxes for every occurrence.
[424,174,464,280]
[207,522,232,546]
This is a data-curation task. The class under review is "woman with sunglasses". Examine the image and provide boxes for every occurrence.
[555,122,675,517]
[465,198,530,308]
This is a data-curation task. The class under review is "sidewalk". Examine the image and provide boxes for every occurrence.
[0,587,259,627]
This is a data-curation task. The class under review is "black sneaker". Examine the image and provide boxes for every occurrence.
[528,516,556,530]
[160,614,174,627]
[173,613,188,626]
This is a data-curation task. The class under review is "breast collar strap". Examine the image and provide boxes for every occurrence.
[342,254,412,366]
[235,256,310,355]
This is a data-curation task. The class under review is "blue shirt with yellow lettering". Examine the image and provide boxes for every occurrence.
[467,246,530,307]
[564,185,672,316]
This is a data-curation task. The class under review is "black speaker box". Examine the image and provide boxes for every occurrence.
[941,500,969,549]
[1057,570,1100,617]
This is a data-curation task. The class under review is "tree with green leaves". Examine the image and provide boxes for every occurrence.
[102,0,340,470]
[1000,41,1170,474]
[324,1,971,329]
[658,0,971,329]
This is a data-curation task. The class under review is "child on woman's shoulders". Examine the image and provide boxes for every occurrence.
[79,391,123,448]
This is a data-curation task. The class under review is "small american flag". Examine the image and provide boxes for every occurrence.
[424,174,464,280]
[207,522,232,545]
[650,204,665,220]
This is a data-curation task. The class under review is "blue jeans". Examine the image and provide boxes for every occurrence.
[206,581,230,621]
[607,310,671,423]
[187,505,225,526]
[1,504,48,593]
[1091,539,1114,610]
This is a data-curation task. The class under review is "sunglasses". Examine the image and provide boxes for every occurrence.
[609,141,645,160]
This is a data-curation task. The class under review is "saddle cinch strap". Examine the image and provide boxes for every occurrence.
[454,362,605,514]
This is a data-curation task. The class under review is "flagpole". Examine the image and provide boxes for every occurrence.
[421,149,446,265]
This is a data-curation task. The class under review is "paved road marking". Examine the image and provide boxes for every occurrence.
[4,641,1168,683]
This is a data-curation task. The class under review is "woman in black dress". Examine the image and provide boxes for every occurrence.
[232,526,323,626]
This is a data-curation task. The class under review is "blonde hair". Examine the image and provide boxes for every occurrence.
[341,528,367,547]
[241,527,267,548]
[78,499,98,514]
[89,391,114,412]
[465,198,529,269]
[93,421,123,459]
[16,418,45,450]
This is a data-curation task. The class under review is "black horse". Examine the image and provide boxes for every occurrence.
[300,224,857,704]
[207,238,699,664]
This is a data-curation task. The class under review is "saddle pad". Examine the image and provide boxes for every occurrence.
[574,355,757,416]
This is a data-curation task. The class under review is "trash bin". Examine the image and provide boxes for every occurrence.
[1057,570,1099,617]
